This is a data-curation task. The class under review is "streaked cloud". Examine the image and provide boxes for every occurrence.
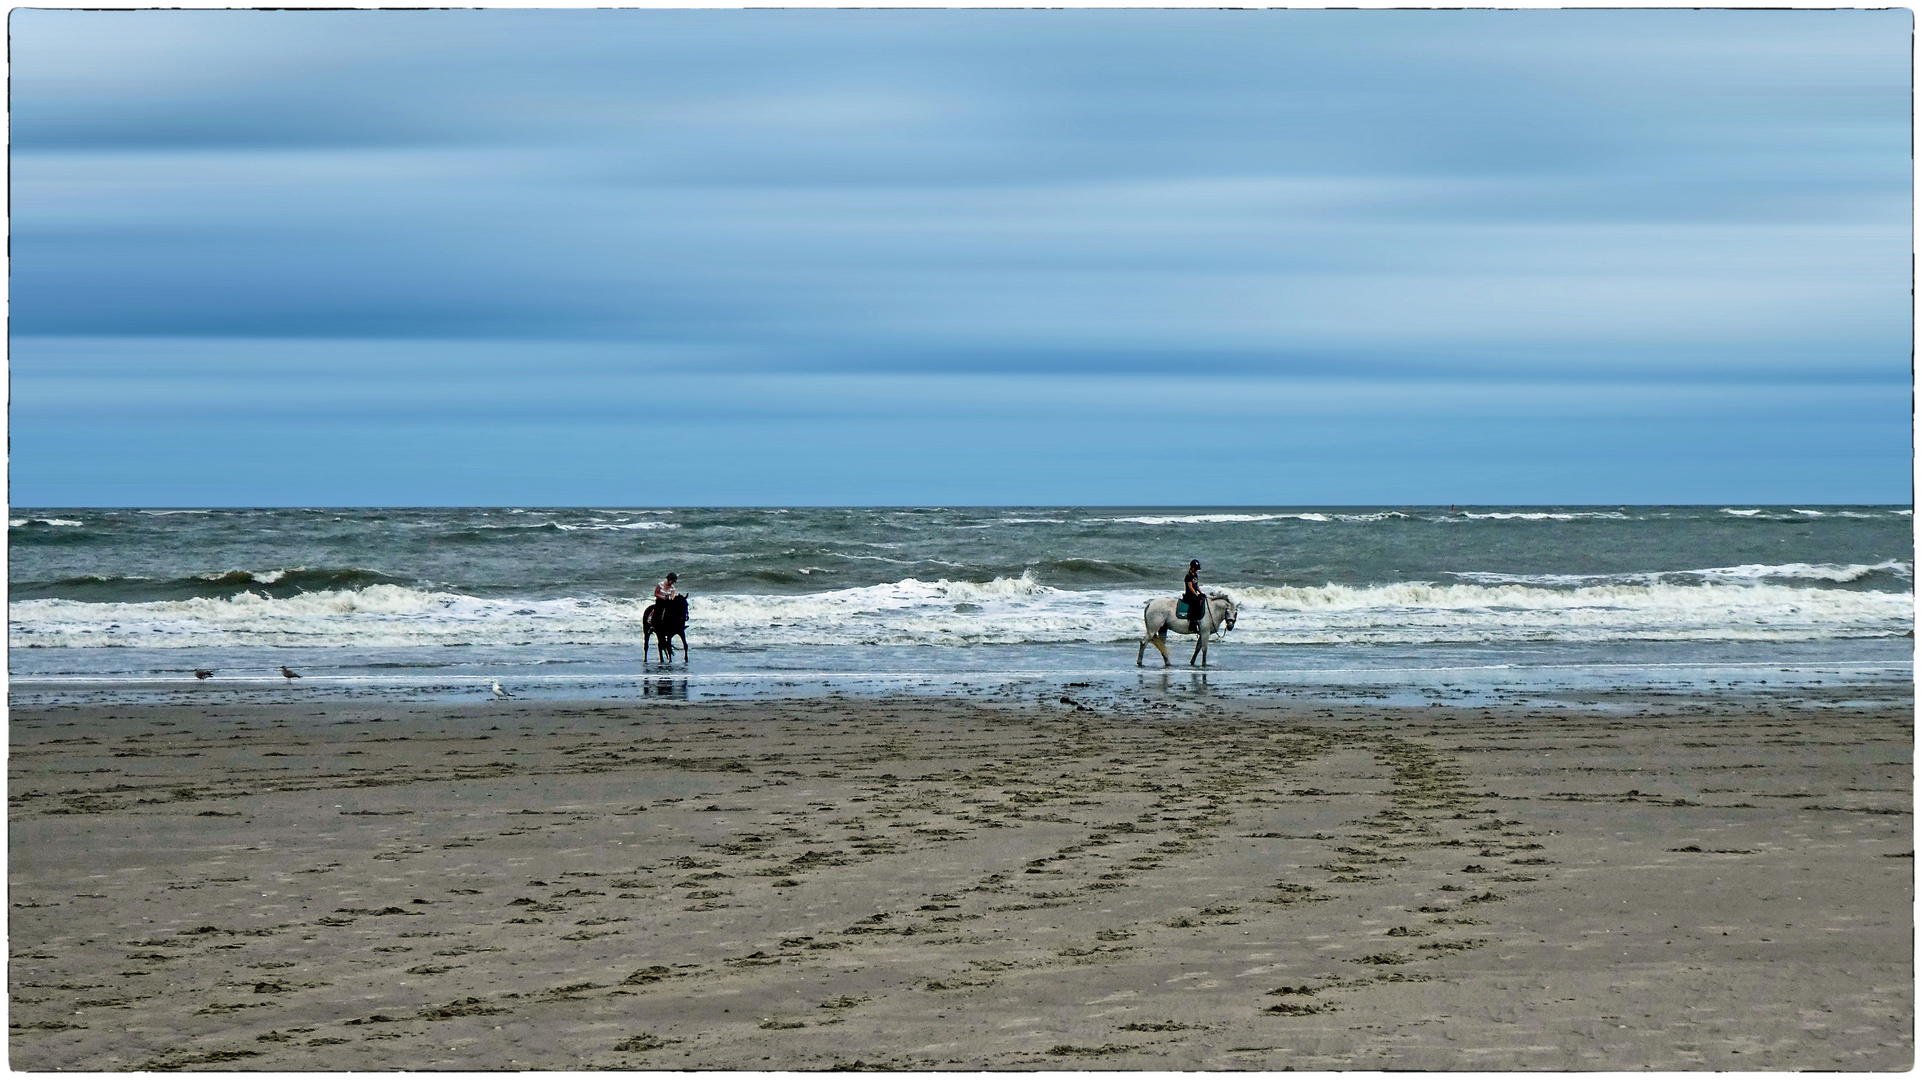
[8,8,1911,504]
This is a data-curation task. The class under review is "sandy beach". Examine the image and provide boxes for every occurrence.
[8,690,1912,1071]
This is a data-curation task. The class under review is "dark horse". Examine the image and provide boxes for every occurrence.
[643,594,690,663]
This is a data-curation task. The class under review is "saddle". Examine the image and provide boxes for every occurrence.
[1176,595,1204,624]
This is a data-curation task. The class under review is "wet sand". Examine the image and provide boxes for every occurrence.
[8,691,1913,1070]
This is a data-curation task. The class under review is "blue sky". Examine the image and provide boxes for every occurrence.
[9,9,1912,506]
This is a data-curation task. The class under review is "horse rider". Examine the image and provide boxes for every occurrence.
[654,573,680,606]
[1181,560,1207,631]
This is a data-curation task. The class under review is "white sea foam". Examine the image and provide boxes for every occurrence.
[1099,511,1407,525]
[10,573,1910,653]
[1448,560,1913,587]
[551,521,678,531]
[1220,580,1911,647]
[1456,511,1630,522]
[1722,508,1764,517]
[825,552,919,565]
[1334,511,1409,522]
[198,567,292,584]
[10,518,83,527]
[1102,514,1286,525]
[1692,560,1913,583]
[475,514,679,531]
[1102,513,1342,525]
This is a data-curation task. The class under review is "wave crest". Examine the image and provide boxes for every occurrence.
[1447,560,1913,588]
[11,567,416,603]
[9,573,1911,652]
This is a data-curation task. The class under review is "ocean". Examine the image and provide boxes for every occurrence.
[8,505,1913,708]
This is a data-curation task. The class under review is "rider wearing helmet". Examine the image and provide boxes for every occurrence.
[654,573,680,604]
[1181,560,1206,630]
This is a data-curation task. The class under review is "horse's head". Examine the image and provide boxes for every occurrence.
[1213,594,1237,631]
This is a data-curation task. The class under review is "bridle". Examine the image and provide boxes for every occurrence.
[1209,593,1237,633]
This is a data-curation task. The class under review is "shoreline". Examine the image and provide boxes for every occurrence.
[8,634,1913,712]
[9,692,1913,1070]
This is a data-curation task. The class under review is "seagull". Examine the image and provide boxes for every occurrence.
[490,681,514,700]
[280,666,301,681]
[193,669,215,680]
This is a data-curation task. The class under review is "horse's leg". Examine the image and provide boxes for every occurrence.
[1153,627,1172,666]
[1190,621,1205,666]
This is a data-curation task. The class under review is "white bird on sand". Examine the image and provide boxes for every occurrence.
[491,681,514,700]
[280,666,301,681]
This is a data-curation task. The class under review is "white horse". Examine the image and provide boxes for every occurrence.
[1138,593,1238,667]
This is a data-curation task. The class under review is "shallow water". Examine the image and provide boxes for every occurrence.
[9,639,1909,713]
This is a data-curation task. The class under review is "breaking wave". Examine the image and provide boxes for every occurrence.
[10,573,1911,652]
[11,567,418,603]
[1099,512,1408,525]
[1447,560,1913,588]
[1454,511,1631,522]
